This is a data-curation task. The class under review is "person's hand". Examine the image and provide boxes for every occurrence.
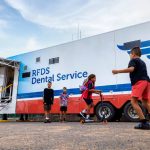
[96,90,102,94]
[70,93,73,96]
[112,70,119,74]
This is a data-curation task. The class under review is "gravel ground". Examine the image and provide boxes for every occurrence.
[0,122,149,150]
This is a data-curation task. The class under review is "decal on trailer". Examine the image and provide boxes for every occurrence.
[117,40,150,59]
[23,66,88,84]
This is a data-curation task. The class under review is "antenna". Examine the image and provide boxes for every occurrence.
[71,24,82,41]
[77,24,80,40]
[80,30,82,39]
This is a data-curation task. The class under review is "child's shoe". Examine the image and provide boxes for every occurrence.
[80,112,86,118]
[85,118,94,122]
[44,119,51,123]
[146,113,150,121]
[134,122,150,130]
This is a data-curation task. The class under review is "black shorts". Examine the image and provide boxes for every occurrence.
[60,106,67,112]
[44,104,51,111]
[83,98,93,105]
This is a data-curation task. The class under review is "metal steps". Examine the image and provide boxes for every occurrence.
[0,97,12,109]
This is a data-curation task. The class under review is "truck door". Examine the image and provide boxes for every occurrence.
[0,58,20,114]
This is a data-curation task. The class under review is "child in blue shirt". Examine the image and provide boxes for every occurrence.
[60,87,69,122]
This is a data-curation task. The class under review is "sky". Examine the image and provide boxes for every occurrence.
[1,0,150,58]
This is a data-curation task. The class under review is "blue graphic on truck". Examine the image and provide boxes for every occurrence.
[117,40,150,59]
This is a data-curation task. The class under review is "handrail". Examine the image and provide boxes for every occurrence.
[0,84,13,93]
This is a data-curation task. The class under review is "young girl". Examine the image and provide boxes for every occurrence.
[60,87,69,122]
[80,74,101,121]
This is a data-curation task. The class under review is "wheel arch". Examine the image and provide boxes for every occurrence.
[120,99,144,111]
[119,100,131,111]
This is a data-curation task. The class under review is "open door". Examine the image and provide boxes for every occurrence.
[0,58,20,113]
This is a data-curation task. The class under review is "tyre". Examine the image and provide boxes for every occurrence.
[95,102,115,121]
[123,102,146,122]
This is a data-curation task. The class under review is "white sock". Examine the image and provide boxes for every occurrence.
[45,114,49,120]
[86,115,90,119]
[82,109,87,113]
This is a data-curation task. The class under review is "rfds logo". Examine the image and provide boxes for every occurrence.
[117,40,150,59]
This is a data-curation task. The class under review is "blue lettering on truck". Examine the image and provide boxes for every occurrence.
[26,67,88,84]
[57,71,88,81]
[32,67,50,76]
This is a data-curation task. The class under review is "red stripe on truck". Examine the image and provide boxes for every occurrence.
[16,94,131,114]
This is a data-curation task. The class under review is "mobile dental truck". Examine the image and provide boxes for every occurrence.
[0,22,150,121]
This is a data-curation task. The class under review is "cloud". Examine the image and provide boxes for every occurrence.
[0,5,4,11]
[4,0,89,29]
[5,0,150,36]
[0,36,43,58]
[0,19,9,39]
[1,0,150,58]
[0,19,8,28]
[25,37,41,51]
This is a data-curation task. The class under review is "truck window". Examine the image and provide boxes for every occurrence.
[49,57,59,65]
[36,57,40,63]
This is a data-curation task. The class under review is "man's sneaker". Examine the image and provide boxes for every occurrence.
[44,119,51,123]
[134,122,150,130]
[80,112,86,119]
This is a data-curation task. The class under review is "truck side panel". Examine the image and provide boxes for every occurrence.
[7,22,150,114]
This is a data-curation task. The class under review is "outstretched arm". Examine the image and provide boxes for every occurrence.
[87,82,101,94]
[112,67,134,74]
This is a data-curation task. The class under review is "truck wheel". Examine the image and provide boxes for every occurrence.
[95,103,115,121]
[123,102,146,122]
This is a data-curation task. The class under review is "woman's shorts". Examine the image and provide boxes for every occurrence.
[83,98,93,105]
